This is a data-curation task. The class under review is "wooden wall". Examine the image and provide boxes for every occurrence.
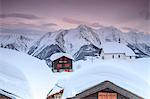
[0,94,11,99]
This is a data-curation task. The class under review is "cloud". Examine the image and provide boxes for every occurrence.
[145,12,150,20]
[0,20,59,34]
[139,10,150,20]
[62,17,88,25]
[42,23,58,27]
[62,17,102,28]
[1,27,44,34]
[121,27,139,32]
[90,23,104,28]
[0,13,41,20]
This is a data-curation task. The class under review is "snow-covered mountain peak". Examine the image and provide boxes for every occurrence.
[0,34,33,52]
[0,24,150,60]
[77,24,91,29]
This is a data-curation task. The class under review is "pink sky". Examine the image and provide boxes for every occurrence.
[0,0,150,34]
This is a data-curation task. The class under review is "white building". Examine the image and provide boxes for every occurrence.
[99,42,136,60]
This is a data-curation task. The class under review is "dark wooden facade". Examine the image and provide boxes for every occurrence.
[47,90,63,99]
[52,56,73,72]
[69,81,143,99]
[0,94,11,99]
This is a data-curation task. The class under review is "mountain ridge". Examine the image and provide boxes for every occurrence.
[0,25,150,60]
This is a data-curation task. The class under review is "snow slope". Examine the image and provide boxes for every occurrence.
[0,34,33,53]
[0,61,30,99]
[55,59,150,99]
[0,48,71,99]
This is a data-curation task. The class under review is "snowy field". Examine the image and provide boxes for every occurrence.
[0,48,150,99]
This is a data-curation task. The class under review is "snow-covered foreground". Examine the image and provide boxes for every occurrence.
[0,48,71,99]
[0,48,150,99]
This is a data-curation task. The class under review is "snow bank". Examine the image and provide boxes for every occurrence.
[0,61,30,99]
[59,59,150,99]
[0,48,71,99]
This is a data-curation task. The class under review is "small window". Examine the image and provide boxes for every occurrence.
[64,64,70,67]
[57,64,62,69]
[63,61,67,63]
[98,92,117,99]
[112,55,114,59]
[102,56,104,59]
[59,60,64,63]
[130,56,132,59]
[118,55,120,58]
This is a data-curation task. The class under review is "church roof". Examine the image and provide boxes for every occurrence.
[101,42,136,56]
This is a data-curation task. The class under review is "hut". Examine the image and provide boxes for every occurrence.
[47,84,63,99]
[100,42,136,60]
[50,53,73,72]
[46,81,143,99]
[69,81,143,99]
[0,89,18,99]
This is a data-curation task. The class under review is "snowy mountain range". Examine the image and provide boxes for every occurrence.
[0,25,150,61]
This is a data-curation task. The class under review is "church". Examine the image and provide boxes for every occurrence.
[99,42,136,60]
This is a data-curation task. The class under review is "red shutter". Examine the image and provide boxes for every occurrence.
[64,64,70,67]
[57,64,62,69]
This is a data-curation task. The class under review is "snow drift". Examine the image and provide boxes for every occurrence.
[0,48,71,99]
[56,59,150,99]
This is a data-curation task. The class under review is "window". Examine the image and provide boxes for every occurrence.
[59,60,64,63]
[98,92,117,99]
[112,55,114,59]
[64,64,70,67]
[130,56,132,59]
[59,57,68,63]
[57,64,62,69]
[118,55,120,58]
[102,56,104,59]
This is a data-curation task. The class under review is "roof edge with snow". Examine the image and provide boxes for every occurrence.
[101,42,136,56]
[70,80,143,99]
[50,53,74,61]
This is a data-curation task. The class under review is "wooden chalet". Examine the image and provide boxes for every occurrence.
[50,53,73,72]
[47,83,64,99]
[0,94,11,99]
[47,90,63,99]
[0,89,17,99]
[69,81,143,99]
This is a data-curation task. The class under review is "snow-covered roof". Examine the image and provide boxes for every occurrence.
[47,84,63,96]
[101,42,136,56]
[50,53,74,61]
[0,89,18,99]
[55,59,150,99]
[0,61,30,99]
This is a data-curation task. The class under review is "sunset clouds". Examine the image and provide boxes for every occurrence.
[0,13,41,19]
[1,0,150,34]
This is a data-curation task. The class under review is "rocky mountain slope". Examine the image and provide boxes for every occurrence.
[0,25,150,61]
